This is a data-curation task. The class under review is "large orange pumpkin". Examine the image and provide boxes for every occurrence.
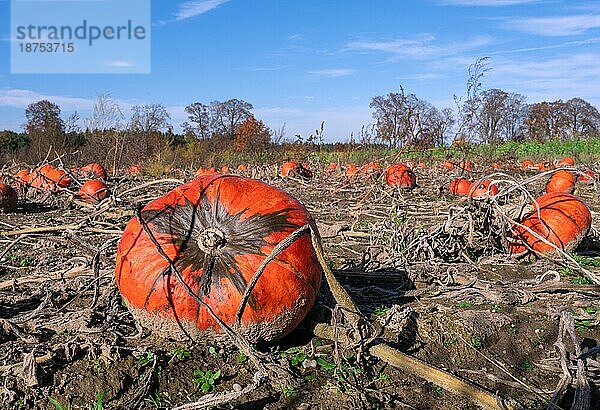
[449,178,472,195]
[78,180,110,203]
[0,184,17,212]
[546,170,575,194]
[470,180,499,199]
[115,175,322,343]
[80,163,107,180]
[385,164,416,189]
[508,192,591,256]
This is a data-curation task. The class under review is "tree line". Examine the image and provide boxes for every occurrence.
[2,59,600,164]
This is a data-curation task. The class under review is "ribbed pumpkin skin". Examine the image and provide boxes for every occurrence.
[78,180,110,203]
[115,175,322,343]
[0,184,17,212]
[385,164,416,188]
[449,178,472,195]
[508,192,591,256]
[28,165,71,191]
[546,170,575,194]
[80,163,107,180]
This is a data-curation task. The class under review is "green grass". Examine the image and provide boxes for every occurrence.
[471,336,483,350]
[171,347,191,360]
[193,369,221,393]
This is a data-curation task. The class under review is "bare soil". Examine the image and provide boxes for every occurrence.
[1,164,599,409]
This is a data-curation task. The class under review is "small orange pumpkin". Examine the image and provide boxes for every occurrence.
[128,165,142,175]
[546,170,575,194]
[361,162,382,175]
[78,180,110,203]
[221,166,231,174]
[459,160,473,172]
[29,165,71,191]
[442,160,455,171]
[326,163,339,173]
[281,161,312,179]
[345,163,359,177]
[470,180,499,199]
[521,160,535,171]
[385,164,416,189]
[80,163,107,180]
[237,164,248,172]
[509,192,591,256]
[0,183,18,212]
[557,157,575,167]
[449,178,472,195]
[578,170,596,184]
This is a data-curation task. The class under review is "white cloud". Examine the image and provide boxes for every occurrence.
[487,53,600,106]
[0,89,95,111]
[344,35,492,59]
[439,0,540,5]
[175,0,229,21]
[308,68,356,78]
[504,14,600,36]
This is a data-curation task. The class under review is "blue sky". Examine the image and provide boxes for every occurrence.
[1,0,599,141]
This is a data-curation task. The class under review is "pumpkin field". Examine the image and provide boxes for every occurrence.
[1,154,599,410]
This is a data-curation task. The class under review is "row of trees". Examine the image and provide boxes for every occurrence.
[2,94,273,164]
[2,58,600,161]
[371,59,600,147]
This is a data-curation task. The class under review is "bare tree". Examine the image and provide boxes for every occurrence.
[370,88,446,147]
[85,93,125,131]
[210,99,253,139]
[501,93,528,141]
[474,89,528,143]
[183,102,211,139]
[84,93,125,175]
[565,97,600,138]
[525,101,569,141]
[129,103,171,133]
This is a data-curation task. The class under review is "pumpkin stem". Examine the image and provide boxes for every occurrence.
[197,227,226,253]
[197,228,226,296]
